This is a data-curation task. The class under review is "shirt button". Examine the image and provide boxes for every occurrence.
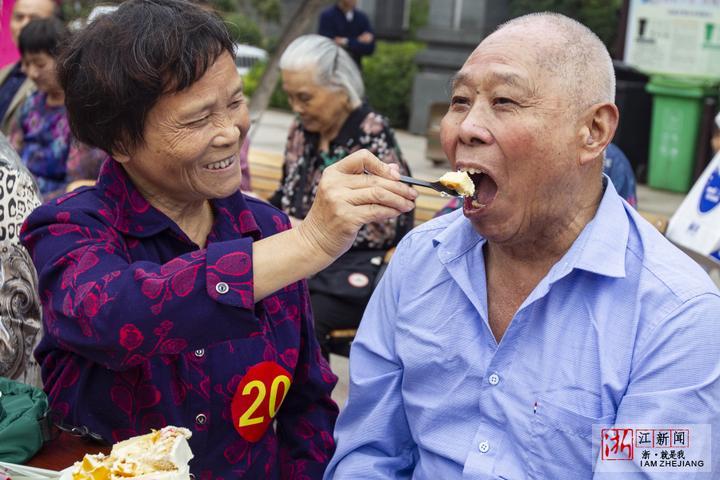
[488,373,500,385]
[215,282,229,294]
[478,440,490,453]
[195,413,207,425]
[194,349,205,358]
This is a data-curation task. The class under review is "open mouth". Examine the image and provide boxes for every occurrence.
[460,168,498,210]
[205,156,236,171]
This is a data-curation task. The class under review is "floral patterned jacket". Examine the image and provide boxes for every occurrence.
[20,159,338,479]
[270,104,414,251]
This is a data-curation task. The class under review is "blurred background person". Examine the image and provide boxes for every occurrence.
[9,17,106,200]
[318,0,374,70]
[274,34,413,360]
[21,0,416,476]
[0,0,58,134]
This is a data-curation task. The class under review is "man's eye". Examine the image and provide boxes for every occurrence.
[450,96,469,106]
[229,98,243,109]
[493,97,517,106]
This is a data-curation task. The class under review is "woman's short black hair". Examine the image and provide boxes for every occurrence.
[18,17,69,58]
[57,0,235,156]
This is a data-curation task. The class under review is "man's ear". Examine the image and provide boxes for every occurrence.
[578,102,619,166]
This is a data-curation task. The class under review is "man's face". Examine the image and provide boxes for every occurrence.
[338,0,357,11]
[10,0,56,45]
[440,27,583,245]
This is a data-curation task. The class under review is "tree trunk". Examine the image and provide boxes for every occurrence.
[248,0,332,125]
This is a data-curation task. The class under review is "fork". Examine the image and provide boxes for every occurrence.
[398,175,461,197]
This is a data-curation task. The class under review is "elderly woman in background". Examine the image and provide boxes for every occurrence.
[273,34,413,359]
[20,0,416,477]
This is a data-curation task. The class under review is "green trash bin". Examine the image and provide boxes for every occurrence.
[646,76,718,193]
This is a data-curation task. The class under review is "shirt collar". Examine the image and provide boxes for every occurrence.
[95,158,261,241]
[433,176,628,279]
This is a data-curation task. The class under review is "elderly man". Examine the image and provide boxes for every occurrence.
[326,13,720,479]
[0,0,58,134]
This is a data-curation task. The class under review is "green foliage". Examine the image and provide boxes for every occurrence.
[249,0,282,23]
[210,0,236,13]
[509,0,623,50]
[363,41,425,128]
[224,12,264,47]
[408,0,430,39]
[243,61,290,110]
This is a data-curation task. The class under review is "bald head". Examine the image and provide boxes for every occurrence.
[489,13,615,109]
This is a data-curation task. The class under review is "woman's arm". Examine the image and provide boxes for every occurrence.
[252,149,416,300]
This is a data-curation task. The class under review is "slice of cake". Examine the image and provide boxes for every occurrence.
[438,171,475,197]
[70,426,193,480]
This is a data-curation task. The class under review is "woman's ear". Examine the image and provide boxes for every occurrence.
[578,102,619,166]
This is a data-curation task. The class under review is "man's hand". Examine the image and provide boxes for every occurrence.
[358,32,374,44]
[334,36,348,46]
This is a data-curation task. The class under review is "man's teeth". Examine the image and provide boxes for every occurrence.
[471,200,486,209]
[459,168,485,175]
[206,157,233,170]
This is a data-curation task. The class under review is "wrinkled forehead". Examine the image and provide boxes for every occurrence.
[458,26,566,93]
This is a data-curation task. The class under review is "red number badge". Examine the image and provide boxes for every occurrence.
[231,361,292,442]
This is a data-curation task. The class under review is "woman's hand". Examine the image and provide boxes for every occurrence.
[252,149,416,301]
[297,149,417,261]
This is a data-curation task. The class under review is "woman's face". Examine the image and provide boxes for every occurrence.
[21,51,60,94]
[116,52,249,204]
[281,68,351,135]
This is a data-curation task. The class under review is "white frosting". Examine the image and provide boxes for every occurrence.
[69,426,193,480]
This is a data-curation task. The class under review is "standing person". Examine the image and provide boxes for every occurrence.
[275,34,413,359]
[318,0,374,70]
[326,13,720,479]
[20,0,416,477]
[0,0,58,134]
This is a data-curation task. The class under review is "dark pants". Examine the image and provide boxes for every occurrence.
[310,292,365,360]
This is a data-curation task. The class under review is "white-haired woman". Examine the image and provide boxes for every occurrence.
[272,34,413,360]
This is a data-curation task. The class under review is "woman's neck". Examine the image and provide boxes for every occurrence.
[123,167,215,247]
[318,108,353,151]
[44,89,65,107]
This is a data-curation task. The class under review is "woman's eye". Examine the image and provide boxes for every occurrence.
[186,115,209,127]
[229,99,243,109]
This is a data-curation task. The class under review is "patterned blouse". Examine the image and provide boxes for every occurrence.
[9,92,107,200]
[270,104,414,251]
[21,159,338,479]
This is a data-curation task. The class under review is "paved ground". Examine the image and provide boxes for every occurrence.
[249,108,696,409]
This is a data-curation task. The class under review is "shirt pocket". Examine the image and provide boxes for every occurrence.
[526,398,614,479]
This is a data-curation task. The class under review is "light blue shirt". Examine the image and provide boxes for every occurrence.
[326,183,720,479]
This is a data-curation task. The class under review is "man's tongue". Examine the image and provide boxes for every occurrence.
[471,173,498,206]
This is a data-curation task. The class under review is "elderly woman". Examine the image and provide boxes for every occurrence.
[273,35,413,359]
[20,0,416,477]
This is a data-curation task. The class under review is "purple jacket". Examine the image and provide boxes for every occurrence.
[21,159,338,479]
